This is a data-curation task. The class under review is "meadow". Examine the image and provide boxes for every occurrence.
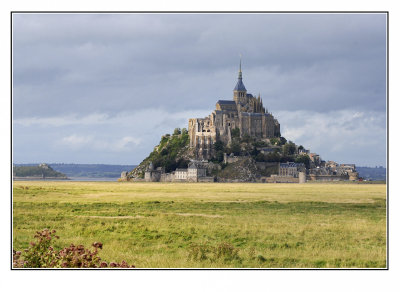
[13,181,386,268]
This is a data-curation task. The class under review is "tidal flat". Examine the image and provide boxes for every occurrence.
[13,181,386,268]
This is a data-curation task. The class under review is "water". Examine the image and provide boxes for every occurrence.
[67,177,119,182]
[13,177,119,182]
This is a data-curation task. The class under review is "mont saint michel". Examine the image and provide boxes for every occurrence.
[125,60,359,183]
[12,13,386,271]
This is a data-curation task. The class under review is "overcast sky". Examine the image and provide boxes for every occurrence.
[12,13,387,166]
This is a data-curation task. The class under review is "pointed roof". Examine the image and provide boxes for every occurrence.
[233,57,247,91]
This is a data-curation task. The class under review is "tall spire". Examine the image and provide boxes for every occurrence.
[238,54,242,79]
[234,54,246,91]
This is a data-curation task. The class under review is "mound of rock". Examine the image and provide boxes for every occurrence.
[217,157,259,182]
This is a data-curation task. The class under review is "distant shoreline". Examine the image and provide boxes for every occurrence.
[13,176,118,182]
[13,177,69,181]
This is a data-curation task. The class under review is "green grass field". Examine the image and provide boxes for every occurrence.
[12,181,387,268]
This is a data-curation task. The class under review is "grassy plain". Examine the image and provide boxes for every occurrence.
[13,181,386,268]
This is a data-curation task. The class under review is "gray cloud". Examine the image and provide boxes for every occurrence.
[12,13,387,166]
[276,109,386,167]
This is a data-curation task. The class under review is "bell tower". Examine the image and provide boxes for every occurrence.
[233,56,247,104]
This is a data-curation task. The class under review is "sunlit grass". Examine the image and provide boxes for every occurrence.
[13,181,386,268]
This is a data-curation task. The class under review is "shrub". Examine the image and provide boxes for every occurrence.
[213,140,225,152]
[230,141,241,156]
[255,152,266,162]
[295,155,311,169]
[269,138,280,146]
[231,128,240,138]
[257,255,267,263]
[282,141,296,156]
[240,134,252,143]
[13,229,135,268]
[188,242,241,263]
[253,140,269,148]
[173,128,181,135]
[265,152,281,162]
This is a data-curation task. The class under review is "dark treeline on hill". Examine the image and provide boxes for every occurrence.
[14,164,137,178]
[13,164,67,179]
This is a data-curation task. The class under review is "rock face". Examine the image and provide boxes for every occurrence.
[120,171,128,181]
[217,157,259,182]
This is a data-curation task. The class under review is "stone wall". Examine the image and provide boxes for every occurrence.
[265,176,300,183]
[308,174,349,181]
[198,176,215,182]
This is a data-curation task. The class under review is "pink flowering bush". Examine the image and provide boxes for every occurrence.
[13,229,135,268]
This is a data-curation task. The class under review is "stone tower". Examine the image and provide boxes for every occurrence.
[233,58,247,104]
[188,58,281,160]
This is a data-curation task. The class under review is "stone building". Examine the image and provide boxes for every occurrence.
[187,161,207,182]
[175,168,188,180]
[144,162,164,182]
[188,60,280,160]
[279,162,305,178]
[144,160,211,182]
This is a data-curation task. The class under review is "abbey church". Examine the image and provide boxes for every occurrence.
[188,60,281,160]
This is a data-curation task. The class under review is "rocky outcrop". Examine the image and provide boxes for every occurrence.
[217,157,259,182]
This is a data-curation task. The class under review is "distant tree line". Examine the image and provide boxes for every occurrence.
[13,165,67,178]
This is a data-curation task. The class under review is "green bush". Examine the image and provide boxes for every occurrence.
[173,128,181,135]
[231,128,240,138]
[213,140,225,152]
[265,152,281,162]
[283,141,296,156]
[269,138,281,146]
[230,140,241,156]
[295,155,311,169]
[252,140,269,147]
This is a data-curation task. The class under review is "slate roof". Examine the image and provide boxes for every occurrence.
[188,161,207,169]
[241,112,264,117]
[234,78,247,91]
[217,100,236,105]
[280,162,305,168]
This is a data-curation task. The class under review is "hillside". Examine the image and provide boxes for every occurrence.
[129,127,312,181]
[129,128,195,178]
[13,164,67,179]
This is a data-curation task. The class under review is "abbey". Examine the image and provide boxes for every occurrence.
[188,60,281,160]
